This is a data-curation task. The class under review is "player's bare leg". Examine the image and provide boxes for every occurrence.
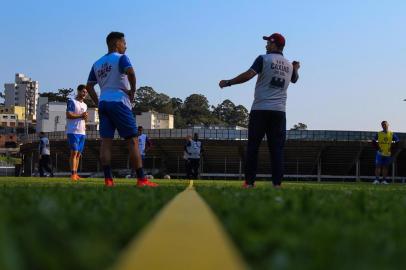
[74,152,82,180]
[100,138,114,186]
[70,150,80,181]
[373,167,381,184]
[381,167,389,184]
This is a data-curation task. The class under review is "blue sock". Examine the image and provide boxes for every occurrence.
[136,168,145,179]
[103,166,113,179]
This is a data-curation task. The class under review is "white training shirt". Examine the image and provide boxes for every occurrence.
[187,140,202,159]
[66,98,87,135]
[250,52,294,112]
[138,134,148,155]
[87,52,133,109]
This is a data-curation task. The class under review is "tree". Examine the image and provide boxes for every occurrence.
[229,105,249,127]
[134,86,173,113]
[213,99,236,123]
[169,98,187,128]
[291,122,308,130]
[213,100,249,127]
[181,94,213,126]
[154,93,172,114]
[134,86,157,112]
[40,88,74,102]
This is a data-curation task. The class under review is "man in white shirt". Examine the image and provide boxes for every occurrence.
[86,31,157,187]
[186,133,203,179]
[66,84,88,181]
[137,126,151,162]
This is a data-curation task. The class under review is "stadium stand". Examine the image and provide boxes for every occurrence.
[19,129,406,182]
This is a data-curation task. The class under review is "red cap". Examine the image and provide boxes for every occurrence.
[263,33,285,47]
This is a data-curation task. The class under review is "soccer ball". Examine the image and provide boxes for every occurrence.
[146,174,154,179]
[163,175,171,180]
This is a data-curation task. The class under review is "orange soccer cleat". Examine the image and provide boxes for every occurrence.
[242,181,255,189]
[136,178,159,187]
[71,174,80,181]
[104,178,115,187]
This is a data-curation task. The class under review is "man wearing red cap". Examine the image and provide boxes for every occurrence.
[219,33,300,188]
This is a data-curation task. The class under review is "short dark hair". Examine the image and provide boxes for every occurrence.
[381,120,388,125]
[106,32,125,46]
[138,126,143,129]
[40,132,45,135]
[77,84,86,91]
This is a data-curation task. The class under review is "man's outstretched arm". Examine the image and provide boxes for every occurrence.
[219,69,257,88]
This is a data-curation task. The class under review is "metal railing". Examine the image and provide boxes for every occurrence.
[20,129,406,144]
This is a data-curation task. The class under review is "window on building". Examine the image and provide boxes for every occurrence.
[10,116,16,119]
[2,116,8,119]
[10,122,15,127]
[1,122,7,126]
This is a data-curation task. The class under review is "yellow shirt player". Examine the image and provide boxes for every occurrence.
[372,121,400,185]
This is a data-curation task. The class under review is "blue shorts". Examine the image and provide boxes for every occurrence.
[376,153,392,167]
[67,134,86,153]
[99,101,138,139]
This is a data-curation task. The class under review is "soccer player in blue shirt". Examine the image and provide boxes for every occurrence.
[86,32,157,187]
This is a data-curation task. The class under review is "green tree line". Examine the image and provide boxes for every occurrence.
[40,86,249,128]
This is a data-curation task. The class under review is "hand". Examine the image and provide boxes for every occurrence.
[292,61,301,70]
[82,112,88,121]
[219,80,230,88]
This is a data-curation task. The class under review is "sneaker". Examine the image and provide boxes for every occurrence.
[382,180,389,185]
[105,178,115,187]
[373,180,380,185]
[242,181,255,189]
[137,178,158,187]
[273,184,282,189]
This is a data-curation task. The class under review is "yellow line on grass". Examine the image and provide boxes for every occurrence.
[113,180,247,270]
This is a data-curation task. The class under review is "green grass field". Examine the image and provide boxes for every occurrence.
[1,178,406,270]
[197,181,406,270]
[0,178,186,270]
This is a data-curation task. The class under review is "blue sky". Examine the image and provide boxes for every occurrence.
[1,0,405,131]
